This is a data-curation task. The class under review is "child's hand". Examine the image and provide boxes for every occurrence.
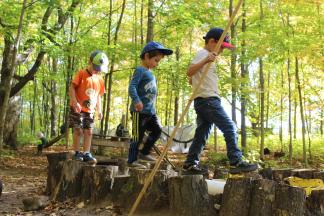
[135,102,143,111]
[205,52,217,63]
[73,102,82,113]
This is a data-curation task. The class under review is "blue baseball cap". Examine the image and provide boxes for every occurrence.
[90,50,109,73]
[140,41,173,58]
[203,28,234,50]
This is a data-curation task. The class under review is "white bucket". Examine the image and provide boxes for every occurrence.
[205,179,226,195]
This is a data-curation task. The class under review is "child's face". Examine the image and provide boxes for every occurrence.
[144,54,164,69]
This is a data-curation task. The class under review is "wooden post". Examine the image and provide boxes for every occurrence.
[128,0,244,214]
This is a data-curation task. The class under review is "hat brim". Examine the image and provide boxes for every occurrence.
[93,64,108,73]
[158,48,173,56]
[222,42,235,50]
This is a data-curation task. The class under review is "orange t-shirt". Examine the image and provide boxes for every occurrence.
[70,69,105,113]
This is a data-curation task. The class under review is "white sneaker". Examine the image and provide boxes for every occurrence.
[128,161,147,169]
[138,152,156,162]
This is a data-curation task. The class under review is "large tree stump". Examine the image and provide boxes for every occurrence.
[51,160,84,201]
[219,178,253,216]
[249,179,277,216]
[272,168,294,182]
[292,169,317,179]
[168,175,216,216]
[274,183,306,216]
[46,152,70,196]
[116,168,177,212]
[81,165,118,203]
[314,172,324,182]
[306,189,324,216]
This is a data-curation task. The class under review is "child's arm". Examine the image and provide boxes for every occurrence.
[96,94,103,120]
[69,84,82,112]
[187,52,217,77]
[129,69,144,111]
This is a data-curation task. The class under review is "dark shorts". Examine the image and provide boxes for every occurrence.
[69,108,94,129]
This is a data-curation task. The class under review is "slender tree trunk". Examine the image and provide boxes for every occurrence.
[0,0,27,149]
[304,94,312,160]
[140,0,144,45]
[174,47,180,126]
[266,70,270,129]
[295,57,307,166]
[320,110,323,136]
[104,0,126,135]
[240,0,247,152]
[50,58,58,137]
[31,81,37,134]
[100,0,112,135]
[229,0,237,123]
[293,98,297,139]
[287,56,293,165]
[279,69,284,151]
[214,126,218,152]
[146,0,154,43]
[259,58,265,159]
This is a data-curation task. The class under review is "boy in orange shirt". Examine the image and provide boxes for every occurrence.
[69,50,108,164]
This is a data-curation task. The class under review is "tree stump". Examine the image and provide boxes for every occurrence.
[274,183,306,216]
[306,189,324,216]
[272,168,294,182]
[168,175,215,216]
[46,152,70,196]
[292,169,317,179]
[116,168,177,212]
[219,178,253,216]
[314,171,324,182]
[249,179,277,216]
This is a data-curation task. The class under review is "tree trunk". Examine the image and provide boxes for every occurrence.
[104,0,126,135]
[146,0,154,43]
[240,0,247,152]
[294,98,297,139]
[280,69,283,151]
[0,0,27,149]
[50,58,58,137]
[214,126,218,152]
[169,175,215,216]
[287,54,293,165]
[229,0,237,123]
[295,57,307,166]
[259,57,265,159]
[265,70,270,129]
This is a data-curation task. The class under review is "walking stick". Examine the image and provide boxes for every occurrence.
[129,1,244,214]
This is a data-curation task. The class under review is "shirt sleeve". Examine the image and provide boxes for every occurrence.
[71,70,83,87]
[191,50,208,64]
[128,68,143,104]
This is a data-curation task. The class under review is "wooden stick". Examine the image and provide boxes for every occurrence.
[128,0,244,214]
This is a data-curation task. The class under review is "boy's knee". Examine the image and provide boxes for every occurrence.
[83,129,93,136]
[74,128,82,136]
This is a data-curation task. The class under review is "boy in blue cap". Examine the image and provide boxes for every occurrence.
[128,42,173,168]
[183,28,258,174]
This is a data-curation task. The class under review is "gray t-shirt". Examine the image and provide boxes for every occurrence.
[191,49,220,99]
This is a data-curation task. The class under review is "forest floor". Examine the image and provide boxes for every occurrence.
[0,146,126,216]
[0,142,323,216]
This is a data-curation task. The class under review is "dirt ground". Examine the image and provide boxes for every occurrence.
[0,146,125,216]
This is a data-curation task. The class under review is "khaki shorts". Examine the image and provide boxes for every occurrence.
[69,108,94,129]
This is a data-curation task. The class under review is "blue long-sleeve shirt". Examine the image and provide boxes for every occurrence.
[129,66,157,115]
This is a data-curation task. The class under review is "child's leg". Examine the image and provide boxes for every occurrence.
[184,114,213,166]
[141,114,162,155]
[69,108,83,152]
[128,112,147,163]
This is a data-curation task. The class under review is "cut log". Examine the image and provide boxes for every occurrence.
[51,160,84,201]
[274,183,306,216]
[306,189,324,216]
[46,152,70,196]
[219,178,253,216]
[314,171,324,182]
[272,168,294,182]
[169,175,216,216]
[81,165,117,203]
[249,179,277,216]
[116,168,177,212]
[292,169,317,179]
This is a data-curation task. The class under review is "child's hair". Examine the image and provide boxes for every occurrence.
[140,50,164,60]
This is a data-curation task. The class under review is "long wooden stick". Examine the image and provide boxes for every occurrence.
[129,0,244,214]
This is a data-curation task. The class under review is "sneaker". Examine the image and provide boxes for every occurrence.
[229,160,258,174]
[138,152,156,162]
[83,152,97,164]
[182,164,208,175]
[128,161,147,169]
[72,151,84,162]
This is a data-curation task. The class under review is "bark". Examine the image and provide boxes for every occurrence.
[0,0,27,149]
[104,0,126,135]
[287,55,293,165]
[279,69,283,151]
[295,57,307,166]
[50,58,58,137]
[306,189,324,216]
[146,0,154,42]
[259,58,265,159]
[230,0,237,123]
[169,175,215,216]
[240,0,247,151]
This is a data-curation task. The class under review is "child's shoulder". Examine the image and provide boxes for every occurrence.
[135,66,149,74]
